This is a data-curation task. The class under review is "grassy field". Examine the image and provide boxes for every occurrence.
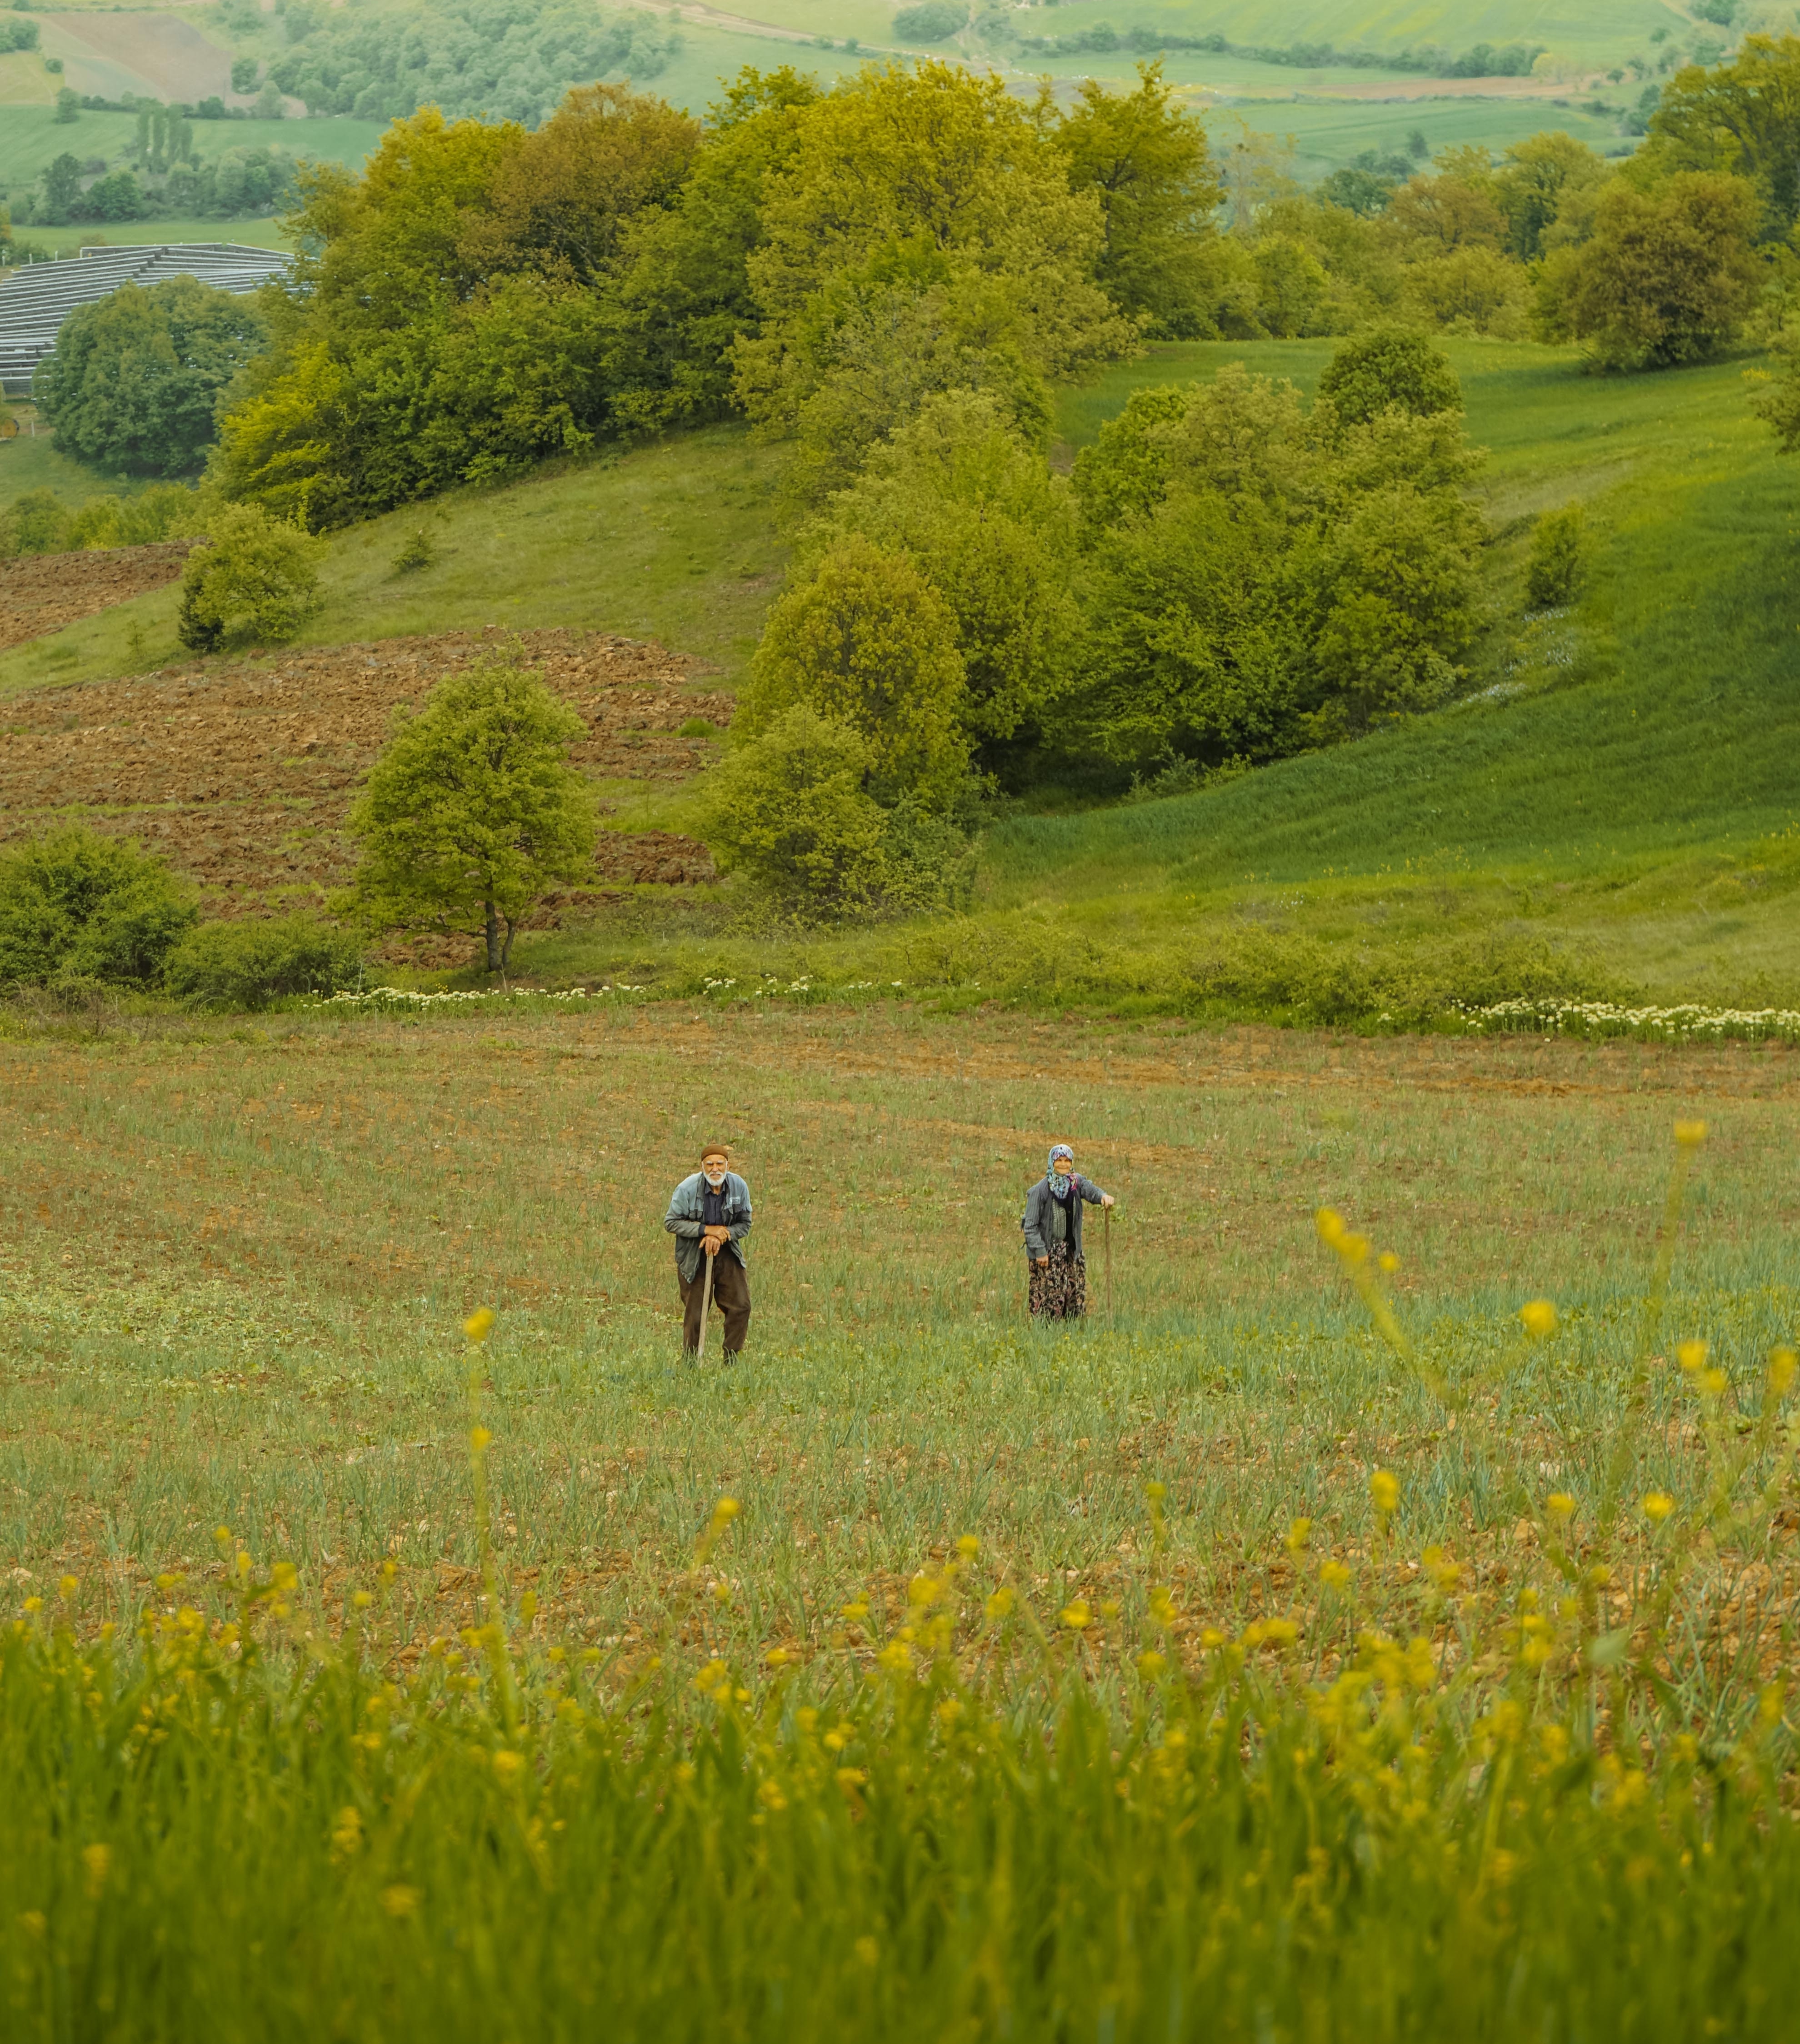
[0,107,384,204]
[8,215,294,256]
[3,1002,1798,2032]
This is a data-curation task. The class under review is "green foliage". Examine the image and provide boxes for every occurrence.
[730,60,1134,500]
[743,534,970,808]
[1644,35,1800,235]
[31,278,268,477]
[161,912,364,1009]
[1051,61,1224,339]
[1526,504,1587,609]
[0,826,197,989]
[214,93,695,524]
[1075,361,1484,766]
[346,650,597,972]
[1534,172,1761,370]
[813,390,1079,751]
[1315,323,1463,427]
[891,1,966,40]
[175,503,325,652]
[699,704,890,910]
[392,527,436,575]
[0,483,204,559]
[265,0,684,124]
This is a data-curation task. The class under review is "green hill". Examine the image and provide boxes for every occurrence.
[6,331,1796,1016]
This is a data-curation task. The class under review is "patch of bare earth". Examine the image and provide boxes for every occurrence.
[0,543,196,654]
[0,625,726,955]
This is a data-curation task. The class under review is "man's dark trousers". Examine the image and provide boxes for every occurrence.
[682,1251,750,1359]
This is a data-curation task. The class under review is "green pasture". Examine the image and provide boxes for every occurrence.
[0,414,168,504]
[8,214,294,256]
[1215,93,1630,175]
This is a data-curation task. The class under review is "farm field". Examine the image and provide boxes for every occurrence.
[4,1003,1799,2034]
[0,106,385,204]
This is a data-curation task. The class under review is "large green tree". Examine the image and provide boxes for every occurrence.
[34,278,268,476]
[1050,61,1225,337]
[1533,170,1760,369]
[347,652,597,973]
[1643,35,1800,235]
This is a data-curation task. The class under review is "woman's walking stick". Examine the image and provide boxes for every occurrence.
[694,1249,714,1361]
[1104,1204,1113,1323]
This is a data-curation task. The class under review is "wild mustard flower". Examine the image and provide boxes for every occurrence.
[1546,1493,1575,1521]
[1520,1299,1558,1337]
[381,1886,420,1919]
[1642,1492,1675,1523]
[1377,1251,1400,1273]
[463,1308,496,1343]
[58,1575,77,1601]
[1059,1601,1091,1631]
[984,1587,1014,1621]
[82,1844,110,1899]
[1674,1119,1708,1147]
[1770,1347,1798,1396]
[1136,1650,1167,1678]
[1285,1518,1312,1557]
[1319,1560,1351,1590]
[1370,1469,1400,1517]
[956,1534,980,1560]
[1677,1339,1707,1373]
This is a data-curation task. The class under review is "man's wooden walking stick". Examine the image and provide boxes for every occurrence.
[694,1247,714,1361]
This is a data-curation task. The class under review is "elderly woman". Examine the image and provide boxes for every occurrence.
[1021,1143,1114,1320]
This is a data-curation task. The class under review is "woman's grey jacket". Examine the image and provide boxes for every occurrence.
[1020,1174,1109,1261]
[663,1171,753,1284]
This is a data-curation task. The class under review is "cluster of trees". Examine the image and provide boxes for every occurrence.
[0,484,202,559]
[264,0,684,126]
[1011,23,1542,76]
[15,145,302,225]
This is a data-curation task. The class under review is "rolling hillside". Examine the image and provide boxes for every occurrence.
[4,328,1795,1012]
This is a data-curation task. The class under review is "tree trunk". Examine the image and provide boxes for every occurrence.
[484,898,503,974]
[500,915,519,977]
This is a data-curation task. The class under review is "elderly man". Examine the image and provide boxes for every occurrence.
[664,1143,753,1362]
[1021,1142,1114,1320]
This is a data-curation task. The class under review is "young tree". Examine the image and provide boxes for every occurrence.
[176,503,326,651]
[34,278,268,476]
[1533,171,1760,368]
[0,827,197,988]
[742,534,970,807]
[347,651,597,974]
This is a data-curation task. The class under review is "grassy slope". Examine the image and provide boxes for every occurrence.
[5,331,1792,1009]
[0,108,385,200]
[0,424,791,698]
[0,417,165,504]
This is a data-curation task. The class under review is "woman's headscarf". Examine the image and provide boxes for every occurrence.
[1048,1143,1074,1189]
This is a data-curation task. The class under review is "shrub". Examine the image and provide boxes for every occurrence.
[176,503,325,652]
[1316,323,1463,427]
[699,706,891,910]
[162,913,363,1009]
[892,2,967,40]
[0,827,197,988]
[1525,504,1586,609]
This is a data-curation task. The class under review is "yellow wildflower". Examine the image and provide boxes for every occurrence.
[1519,1299,1558,1338]
[1641,1492,1675,1523]
[1369,1469,1400,1516]
[1677,1339,1707,1373]
[462,1307,496,1343]
[1673,1119,1708,1147]
[1059,1601,1092,1631]
[82,1844,110,1899]
[381,1886,420,1919]
[1770,1348,1797,1397]
[1546,1493,1575,1521]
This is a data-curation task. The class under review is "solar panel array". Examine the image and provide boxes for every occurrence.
[0,243,291,396]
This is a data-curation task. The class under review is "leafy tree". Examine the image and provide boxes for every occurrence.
[1385,157,1506,253]
[34,278,268,476]
[39,152,81,225]
[604,67,823,431]
[1533,171,1760,368]
[731,61,1133,467]
[1400,245,1527,334]
[1490,131,1610,259]
[1070,382,1191,538]
[1051,62,1225,336]
[698,705,890,909]
[816,388,1080,751]
[1643,35,1800,234]
[893,2,967,39]
[176,503,326,651]
[742,534,970,807]
[1316,324,1462,427]
[347,651,597,974]
[0,827,198,988]
[54,86,79,124]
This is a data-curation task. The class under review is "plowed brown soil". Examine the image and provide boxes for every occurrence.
[0,543,195,654]
[0,625,726,947]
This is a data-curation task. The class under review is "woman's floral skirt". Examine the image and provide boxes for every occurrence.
[1028,1247,1087,1320]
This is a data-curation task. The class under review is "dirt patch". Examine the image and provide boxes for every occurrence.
[0,543,197,655]
[0,625,726,934]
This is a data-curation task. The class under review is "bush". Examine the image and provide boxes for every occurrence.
[1525,504,1586,609]
[892,2,968,40]
[0,827,197,988]
[0,488,73,557]
[1316,324,1463,427]
[162,913,363,1009]
[176,503,325,652]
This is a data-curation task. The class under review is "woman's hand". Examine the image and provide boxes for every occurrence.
[1100,1194,1115,1209]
